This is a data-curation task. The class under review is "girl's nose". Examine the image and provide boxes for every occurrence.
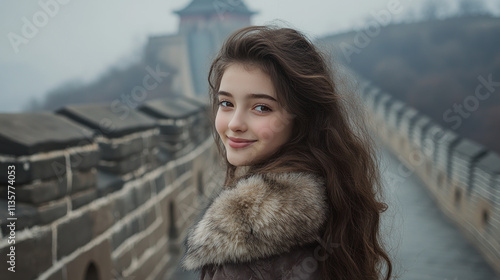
[228,110,247,132]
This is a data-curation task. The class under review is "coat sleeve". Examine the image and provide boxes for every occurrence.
[200,245,323,280]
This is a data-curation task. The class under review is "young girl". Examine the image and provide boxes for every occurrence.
[182,25,392,280]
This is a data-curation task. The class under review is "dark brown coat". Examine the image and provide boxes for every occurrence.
[182,173,328,279]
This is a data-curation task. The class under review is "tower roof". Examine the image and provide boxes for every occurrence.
[174,0,256,16]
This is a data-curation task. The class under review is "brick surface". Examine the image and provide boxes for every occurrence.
[38,198,68,225]
[0,155,66,185]
[99,136,144,160]
[96,171,125,197]
[128,237,168,280]
[45,268,65,280]
[111,217,140,251]
[89,201,114,237]
[0,227,52,280]
[141,206,157,230]
[0,112,93,156]
[113,187,138,222]
[71,169,97,194]
[98,152,144,174]
[71,188,97,210]
[112,246,133,277]
[69,147,99,171]
[134,181,153,207]
[0,200,38,234]
[57,212,93,260]
[66,238,112,280]
[0,177,67,205]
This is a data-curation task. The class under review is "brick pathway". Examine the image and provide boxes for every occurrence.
[166,146,499,280]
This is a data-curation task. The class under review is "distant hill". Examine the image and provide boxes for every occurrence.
[28,61,175,112]
[322,15,500,154]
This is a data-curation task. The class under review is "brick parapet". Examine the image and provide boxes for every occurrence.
[0,96,219,280]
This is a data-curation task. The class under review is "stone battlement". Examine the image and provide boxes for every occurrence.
[0,95,220,280]
[358,79,500,274]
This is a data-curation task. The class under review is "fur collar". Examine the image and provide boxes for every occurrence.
[182,172,328,270]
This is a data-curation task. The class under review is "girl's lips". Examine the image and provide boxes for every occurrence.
[227,137,257,148]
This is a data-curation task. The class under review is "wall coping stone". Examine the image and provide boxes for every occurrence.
[139,96,201,119]
[58,104,157,139]
[475,151,500,175]
[0,112,94,156]
[453,138,487,160]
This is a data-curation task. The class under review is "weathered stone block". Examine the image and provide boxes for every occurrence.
[57,104,157,138]
[38,198,68,225]
[139,97,201,120]
[142,206,157,230]
[0,112,94,156]
[70,147,99,171]
[0,227,52,280]
[57,212,93,259]
[154,173,166,194]
[71,168,97,194]
[71,188,97,210]
[45,268,65,280]
[135,181,153,207]
[96,171,125,197]
[0,198,66,234]
[128,237,167,280]
[98,152,144,175]
[111,217,140,251]
[133,228,153,260]
[66,238,112,280]
[113,187,137,222]
[89,201,113,237]
[112,247,133,276]
[0,177,67,205]
[0,155,66,185]
[99,136,144,160]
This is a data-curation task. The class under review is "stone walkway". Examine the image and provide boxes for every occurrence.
[167,146,499,280]
[379,146,498,280]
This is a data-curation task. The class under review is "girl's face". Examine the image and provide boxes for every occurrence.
[215,63,294,166]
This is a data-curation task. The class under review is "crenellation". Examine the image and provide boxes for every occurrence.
[435,129,460,178]
[359,79,500,274]
[398,107,420,140]
[451,138,488,192]
[0,95,217,279]
[410,115,432,150]
[386,100,406,129]
[374,93,392,121]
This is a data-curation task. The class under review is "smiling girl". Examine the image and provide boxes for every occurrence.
[182,26,392,280]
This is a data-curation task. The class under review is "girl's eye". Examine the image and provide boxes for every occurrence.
[219,101,233,108]
[254,105,272,113]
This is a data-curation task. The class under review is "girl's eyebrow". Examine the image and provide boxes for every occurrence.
[217,91,277,102]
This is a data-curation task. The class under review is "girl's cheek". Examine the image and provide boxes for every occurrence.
[255,119,275,140]
[215,112,227,136]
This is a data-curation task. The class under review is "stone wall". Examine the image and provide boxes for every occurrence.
[357,79,500,274]
[0,95,221,280]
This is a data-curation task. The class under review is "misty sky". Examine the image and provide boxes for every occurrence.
[1,0,499,113]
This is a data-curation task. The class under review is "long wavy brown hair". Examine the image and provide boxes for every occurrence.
[207,25,392,280]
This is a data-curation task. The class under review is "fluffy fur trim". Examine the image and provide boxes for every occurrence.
[182,172,328,270]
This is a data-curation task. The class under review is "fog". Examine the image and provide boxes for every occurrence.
[0,0,498,112]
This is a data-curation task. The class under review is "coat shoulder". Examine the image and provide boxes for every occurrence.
[182,172,328,271]
[201,244,323,280]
